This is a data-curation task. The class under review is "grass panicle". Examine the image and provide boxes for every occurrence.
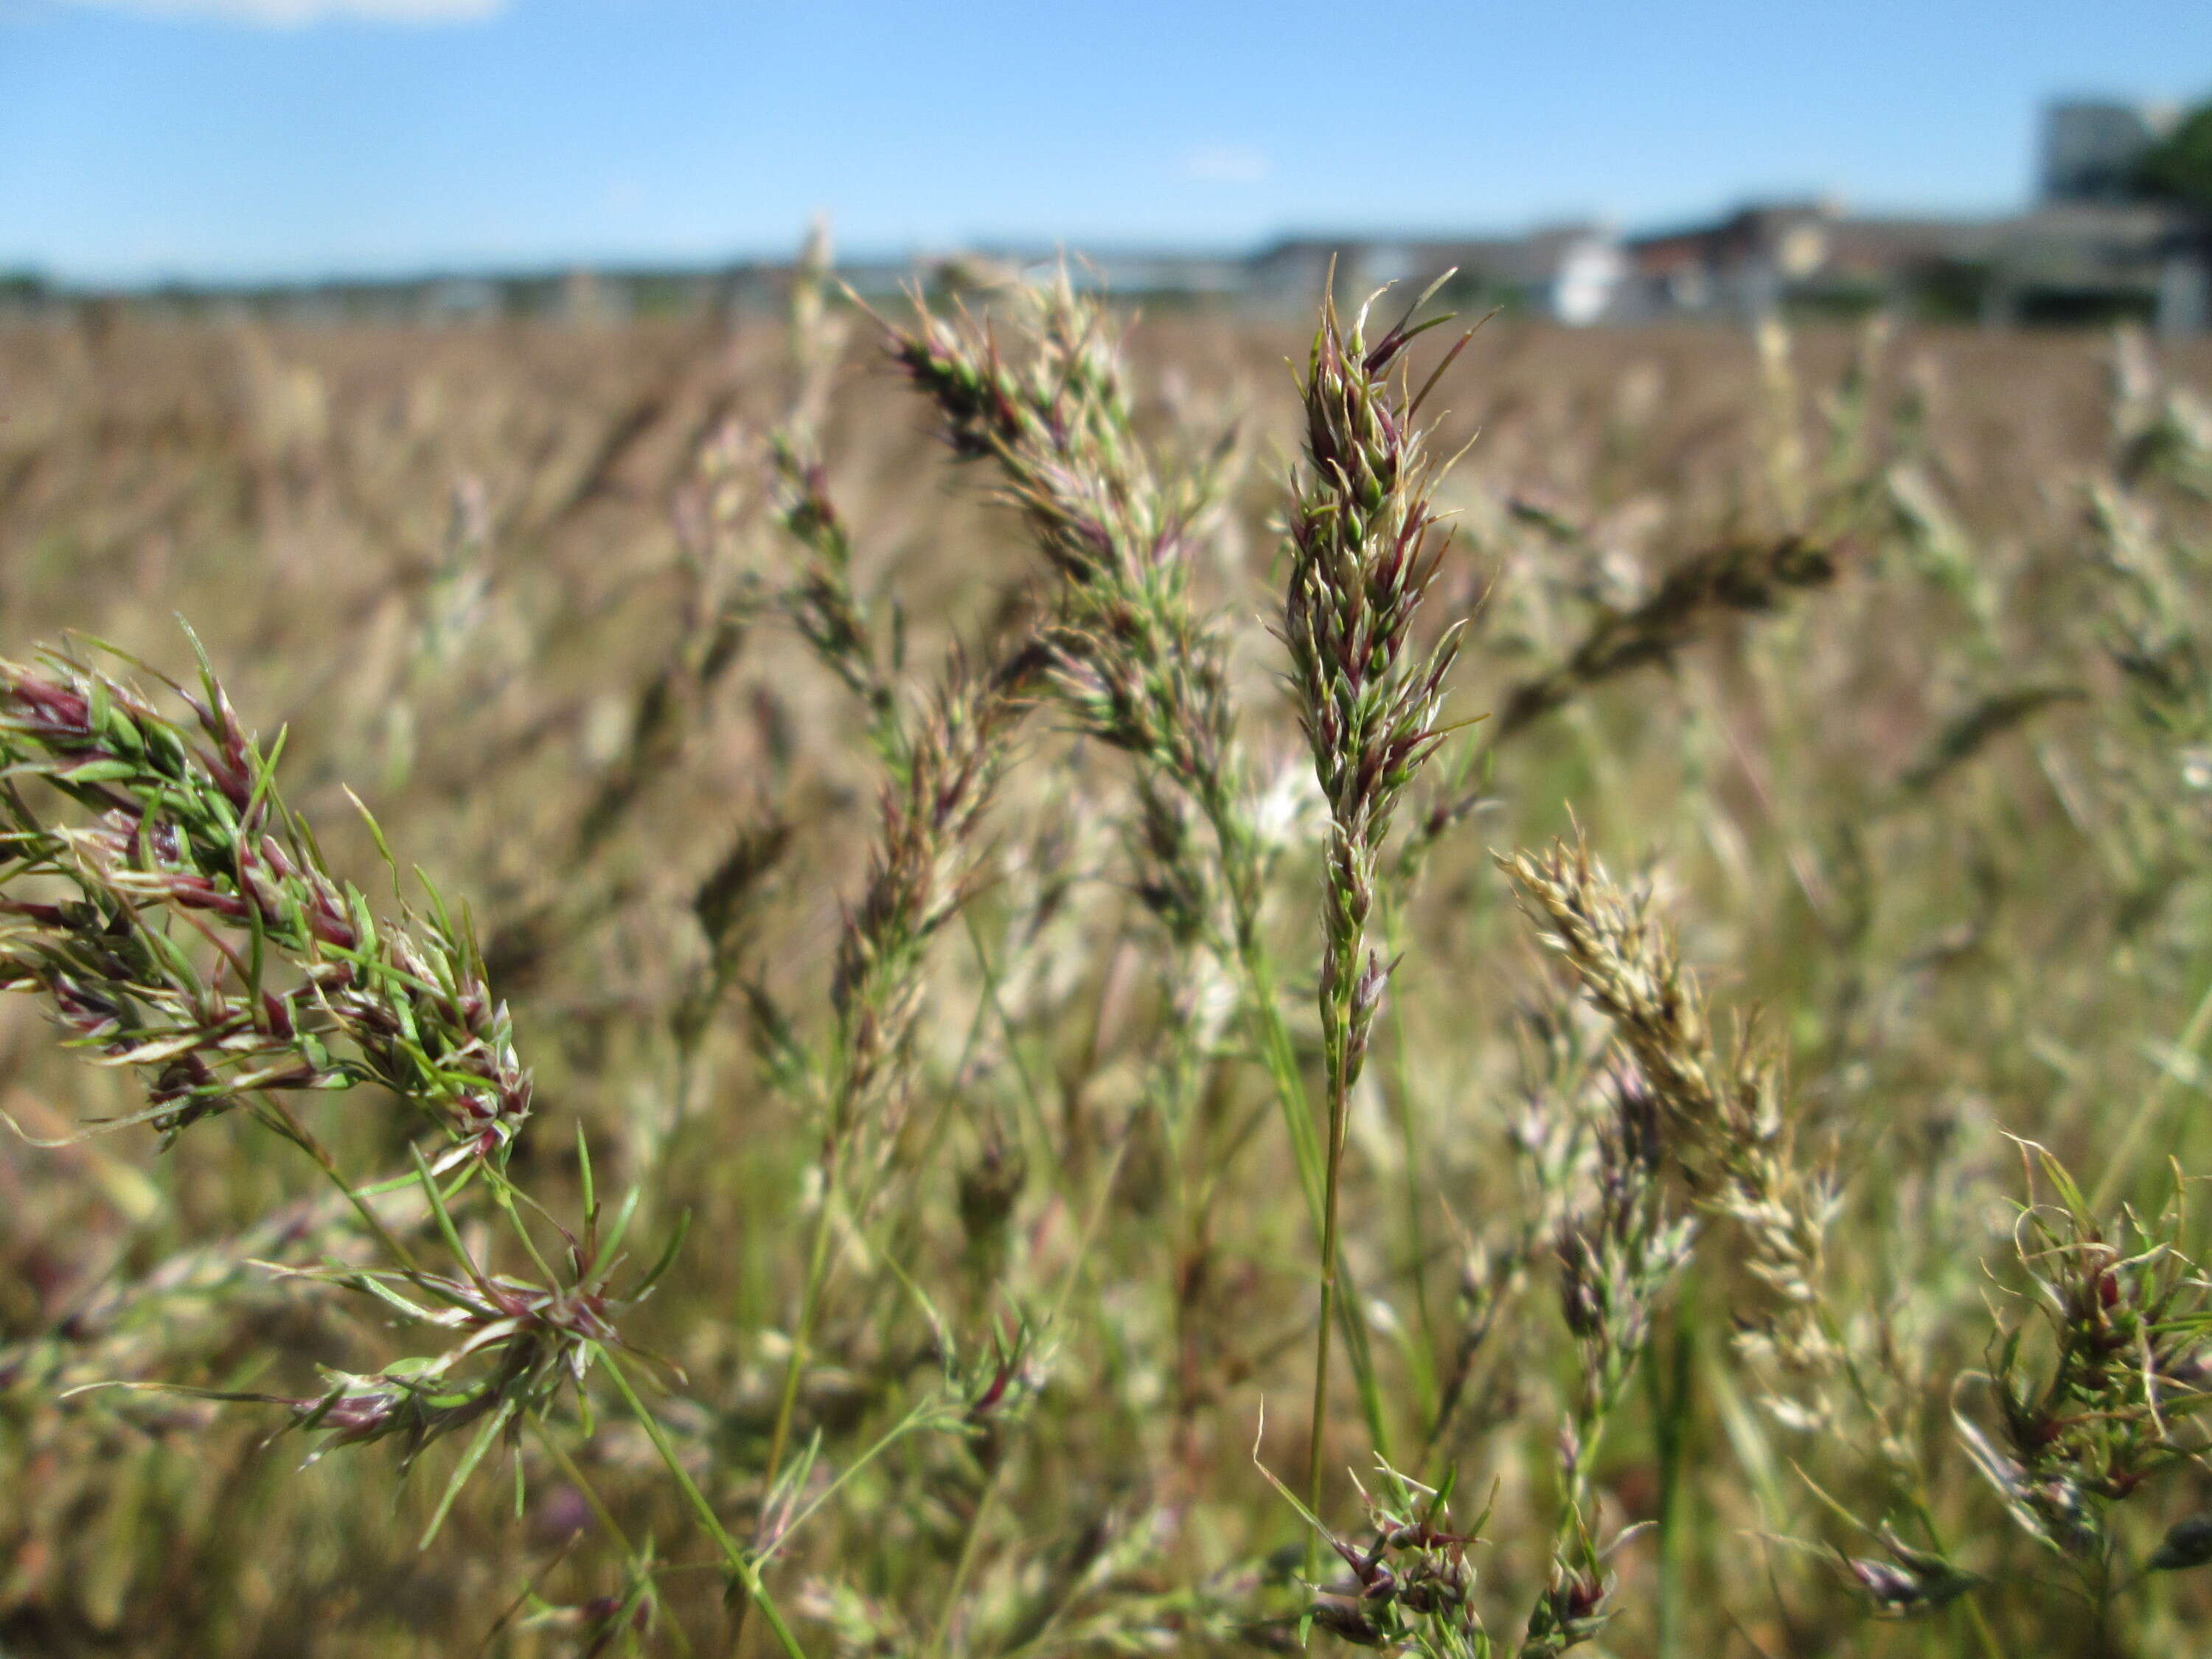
[12,264,2212,1658]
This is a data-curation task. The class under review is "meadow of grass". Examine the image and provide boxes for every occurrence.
[4,251,2212,1658]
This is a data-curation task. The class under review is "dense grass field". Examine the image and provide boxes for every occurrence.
[4,272,2212,1658]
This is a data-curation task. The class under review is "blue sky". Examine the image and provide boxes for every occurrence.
[1,0,2204,284]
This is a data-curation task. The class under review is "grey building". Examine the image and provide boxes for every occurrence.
[1620,201,1992,321]
[1246,226,1624,324]
[2042,98,2180,204]
[1613,189,2206,335]
[1985,200,2207,333]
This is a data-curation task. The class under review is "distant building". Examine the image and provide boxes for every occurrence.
[1621,201,1997,321]
[979,246,1251,299]
[2041,98,2179,204]
[1627,201,1832,317]
[1543,231,1630,325]
[1986,199,2205,331]
[1611,189,2207,335]
[1247,225,1623,324]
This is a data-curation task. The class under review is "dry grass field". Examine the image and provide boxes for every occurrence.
[4,270,2212,1658]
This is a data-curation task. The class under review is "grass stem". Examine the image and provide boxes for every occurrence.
[599,1349,809,1659]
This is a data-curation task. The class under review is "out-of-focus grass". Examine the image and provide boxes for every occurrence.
[3,292,2212,1658]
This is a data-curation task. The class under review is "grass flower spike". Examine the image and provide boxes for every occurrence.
[1284,277,1473,1543]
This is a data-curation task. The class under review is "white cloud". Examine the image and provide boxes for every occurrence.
[1180,145,1270,186]
[61,0,506,24]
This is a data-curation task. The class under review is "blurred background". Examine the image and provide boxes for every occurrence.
[2,0,2209,329]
